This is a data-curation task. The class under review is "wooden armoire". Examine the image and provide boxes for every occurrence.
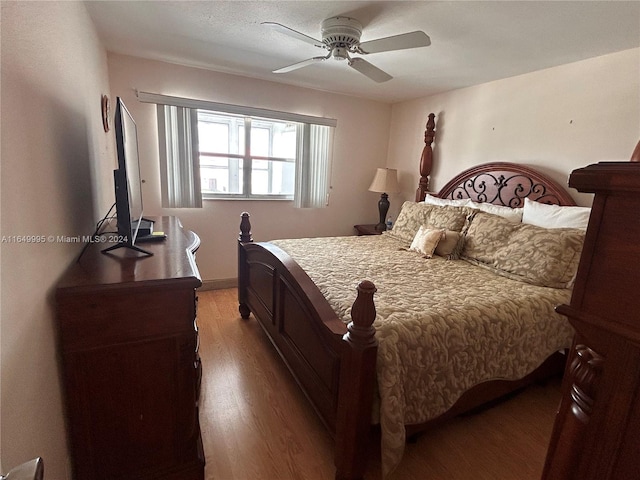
[543,158,640,480]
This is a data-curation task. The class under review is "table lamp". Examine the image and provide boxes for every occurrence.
[368,168,399,231]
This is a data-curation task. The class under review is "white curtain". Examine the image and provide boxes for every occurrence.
[294,124,334,208]
[156,105,203,208]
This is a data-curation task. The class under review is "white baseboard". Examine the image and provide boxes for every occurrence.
[199,278,238,291]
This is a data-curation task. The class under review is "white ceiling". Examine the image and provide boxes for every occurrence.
[86,1,640,103]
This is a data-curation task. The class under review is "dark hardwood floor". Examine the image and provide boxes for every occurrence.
[197,288,561,480]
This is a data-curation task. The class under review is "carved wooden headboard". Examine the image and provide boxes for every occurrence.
[435,162,577,206]
[414,114,577,207]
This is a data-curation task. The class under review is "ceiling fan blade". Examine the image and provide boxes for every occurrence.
[273,56,328,74]
[358,31,431,54]
[348,58,393,83]
[262,22,325,49]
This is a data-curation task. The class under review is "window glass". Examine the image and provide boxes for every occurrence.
[274,128,297,159]
[200,156,243,194]
[250,126,270,157]
[198,111,298,198]
[251,159,295,196]
[198,121,229,154]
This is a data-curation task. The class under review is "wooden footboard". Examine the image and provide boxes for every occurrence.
[238,213,378,480]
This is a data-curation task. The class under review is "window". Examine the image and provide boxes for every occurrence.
[141,92,336,208]
[197,112,297,200]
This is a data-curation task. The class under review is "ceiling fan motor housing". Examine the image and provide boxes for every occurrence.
[321,17,362,49]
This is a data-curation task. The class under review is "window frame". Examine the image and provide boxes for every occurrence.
[198,111,298,201]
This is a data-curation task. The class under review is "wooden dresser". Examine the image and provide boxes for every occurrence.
[56,216,204,480]
[543,162,640,480]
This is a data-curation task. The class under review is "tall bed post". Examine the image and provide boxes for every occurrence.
[335,280,378,480]
[238,212,252,319]
[415,113,436,202]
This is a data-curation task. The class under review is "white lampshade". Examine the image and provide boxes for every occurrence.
[368,168,399,193]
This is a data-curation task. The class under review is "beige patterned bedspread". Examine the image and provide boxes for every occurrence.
[270,234,574,477]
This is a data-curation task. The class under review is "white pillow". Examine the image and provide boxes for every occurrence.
[466,200,524,223]
[423,194,471,207]
[522,197,591,230]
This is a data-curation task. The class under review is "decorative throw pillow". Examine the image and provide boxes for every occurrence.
[434,230,462,258]
[427,206,478,259]
[461,211,585,288]
[522,197,591,229]
[409,226,445,258]
[387,202,475,245]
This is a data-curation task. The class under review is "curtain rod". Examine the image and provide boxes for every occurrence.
[136,91,338,128]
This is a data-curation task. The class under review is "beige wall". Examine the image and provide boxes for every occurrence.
[1,2,112,477]
[107,53,392,282]
[387,48,640,214]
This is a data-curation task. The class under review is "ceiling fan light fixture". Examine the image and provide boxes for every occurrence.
[332,47,350,60]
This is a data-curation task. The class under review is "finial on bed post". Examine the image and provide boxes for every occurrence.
[416,113,436,202]
[239,212,252,243]
[348,280,377,342]
[238,212,253,319]
[335,280,378,480]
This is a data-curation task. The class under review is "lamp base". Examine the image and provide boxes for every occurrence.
[377,193,389,231]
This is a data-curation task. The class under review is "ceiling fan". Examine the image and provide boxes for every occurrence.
[263,16,431,83]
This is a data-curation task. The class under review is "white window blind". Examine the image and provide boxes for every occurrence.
[139,91,336,207]
[156,105,202,208]
[295,124,334,208]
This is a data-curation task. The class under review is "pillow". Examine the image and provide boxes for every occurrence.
[386,202,476,244]
[427,205,478,259]
[427,204,477,231]
[387,201,435,243]
[522,197,591,229]
[467,200,524,223]
[424,194,471,207]
[461,211,585,288]
[434,230,462,258]
[409,226,445,258]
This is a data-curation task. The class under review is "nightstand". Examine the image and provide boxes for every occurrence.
[354,224,384,236]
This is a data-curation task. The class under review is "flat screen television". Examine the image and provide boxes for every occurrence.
[102,97,153,256]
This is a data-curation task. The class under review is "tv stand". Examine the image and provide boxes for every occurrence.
[56,216,204,480]
[101,241,153,256]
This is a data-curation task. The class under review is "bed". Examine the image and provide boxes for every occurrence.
[237,113,585,480]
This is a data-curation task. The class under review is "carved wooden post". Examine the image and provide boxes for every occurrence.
[542,343,603,479]
[238,212,252,319]
[415,113,436,202]
[335,280,378,480]
[542,162,640,479]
